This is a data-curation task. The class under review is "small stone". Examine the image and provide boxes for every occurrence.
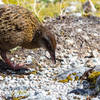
[66,39,74,45]
[26,55,32,64]
[96,76,100,86]
[0,76,4,80]
[72,13,82,17]
[10,57,14,61]
[15,55,18,58]
[93,50,100,57]
[65,6,77,13]
[76,28,82,33]
[85,59,95,68]
[46,51,50,58]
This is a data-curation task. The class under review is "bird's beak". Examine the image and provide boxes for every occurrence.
[49,51,56,64]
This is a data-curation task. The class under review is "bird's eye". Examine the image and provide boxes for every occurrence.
[36,30,42,36]
[35,30,42,39]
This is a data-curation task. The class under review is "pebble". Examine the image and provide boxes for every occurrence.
[15,54,18,58]
[46,51,50,58]
[26,55,33,64]
[10,57,14,61]
[0,7,99,100]
[72,13,82,17]
[76,28,82,33]
[65,6,77,13]
[0,76,4,81]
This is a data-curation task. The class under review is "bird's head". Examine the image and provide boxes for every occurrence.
[33,25,56,64]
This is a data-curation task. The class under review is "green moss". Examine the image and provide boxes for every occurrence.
[11,90,28,100]
[75,76,79,81]
[88,71,100,84]
[58,78,69,83]
[30,70,37,74]
[58,73,79,83]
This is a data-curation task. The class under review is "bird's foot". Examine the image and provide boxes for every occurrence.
[5,59,28,71]
[5,59,27,70]
[9,63,26,70]
[1,51,28,71]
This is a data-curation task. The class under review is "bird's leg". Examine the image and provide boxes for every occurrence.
[1,51,24,70]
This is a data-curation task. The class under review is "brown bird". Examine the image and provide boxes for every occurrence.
[0,4,56,70]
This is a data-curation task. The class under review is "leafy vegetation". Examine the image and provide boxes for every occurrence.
[2,0,100,21]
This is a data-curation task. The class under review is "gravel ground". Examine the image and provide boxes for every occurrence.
[0,15,100,100]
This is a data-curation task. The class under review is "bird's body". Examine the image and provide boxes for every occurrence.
[0,4,56,70]
[0,4,40,50]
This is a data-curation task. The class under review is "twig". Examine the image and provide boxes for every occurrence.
[33,0,38,17]
[80,66,96,80]
[60,0,63,16]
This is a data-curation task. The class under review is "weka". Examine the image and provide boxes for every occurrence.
[0,4,56,70]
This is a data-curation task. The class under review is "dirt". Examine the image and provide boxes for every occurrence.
[0,15,100,74]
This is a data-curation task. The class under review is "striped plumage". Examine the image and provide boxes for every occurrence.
[0,4,56,70]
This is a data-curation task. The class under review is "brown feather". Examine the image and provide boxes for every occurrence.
[0,4,56,68]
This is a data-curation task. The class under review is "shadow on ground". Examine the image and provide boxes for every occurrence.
[68,83,98,97]
[0,60,30,75]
